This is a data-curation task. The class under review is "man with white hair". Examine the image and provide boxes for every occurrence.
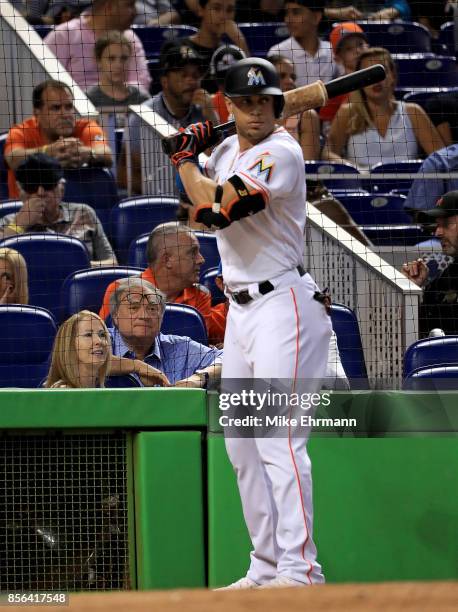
[108,278,222,387]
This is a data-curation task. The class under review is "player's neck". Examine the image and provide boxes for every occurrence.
[238,128,275,151]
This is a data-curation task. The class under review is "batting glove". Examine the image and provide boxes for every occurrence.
[162,121,220,169]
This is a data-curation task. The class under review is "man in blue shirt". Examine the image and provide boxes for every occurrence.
[108,277,222,387]
[404,144,458,212]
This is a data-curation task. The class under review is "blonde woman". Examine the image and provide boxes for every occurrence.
[0,247,29,305]
[45,311,111,389]
[45,310,170,389]
[322,47,444,170]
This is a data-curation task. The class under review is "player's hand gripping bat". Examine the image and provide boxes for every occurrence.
[162,63,386,156]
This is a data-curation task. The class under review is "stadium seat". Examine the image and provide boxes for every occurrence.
[132,25,198,59]
[238,22,289,56]
[0,233,90,321]
[403,87,458,109]
[0,305,57,388]
[337,193,413,225]
[393,54,458,89]
[128,229,219,281]
[0,199,22,221]
[438,22,455,56]
[63,167,119,232]
[368,159,423,195]
[162,303,208,345]
[193,232,220,281]
[330,303,368,388]
[33,24,53,38]
[404,336,458,377]
[61,266,144,320]
[111,197,179,264]
[362,224,425,246]
[356,21,432,53]
[202,267,225,306]
[0,133,9,200]
[305,161,364,193]
[403,364,458,390]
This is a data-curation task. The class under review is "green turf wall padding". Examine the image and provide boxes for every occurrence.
[133,431,205,590]
[207,435,458,587]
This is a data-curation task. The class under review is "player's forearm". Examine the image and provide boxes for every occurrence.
[179,162,218,207]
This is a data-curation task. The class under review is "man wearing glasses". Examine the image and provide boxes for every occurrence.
[0,153,116,267]
[108,277,222,387]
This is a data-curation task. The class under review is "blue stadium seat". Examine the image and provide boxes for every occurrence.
[33,24,53,38]
[0,199,22,221]
[404,336,458,376]
[0,233,90,321]
[63,167,119,233]
[305,161,364,192]
[362,224,424,246]
[132,25,198,59]
[356,21,432,53]
[162,303,208,345]
[330,303,368,388]
[337,193,413,225]
[111,197,179,264]
[368,159,423,195]
[403,87,458,109]
[0,133,9,200]
[202,266,225,306]
[193,231,220,281]
[403,364,458,390]
[238,22,289,56]
[438,22,455,56]
[61,266,144,320]
[0,305,57,388]
[128,229,219,281]
[393,54,458,88]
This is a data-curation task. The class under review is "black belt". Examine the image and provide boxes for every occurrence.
[230,265,306,305]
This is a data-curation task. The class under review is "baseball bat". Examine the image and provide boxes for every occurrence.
[162,64,386,154]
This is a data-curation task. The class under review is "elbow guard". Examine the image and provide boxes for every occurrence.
[194,176,267,229]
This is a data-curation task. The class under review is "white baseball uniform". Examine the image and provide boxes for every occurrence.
[205,127,332,585]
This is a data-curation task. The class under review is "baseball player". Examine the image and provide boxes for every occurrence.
[165,58,332,588]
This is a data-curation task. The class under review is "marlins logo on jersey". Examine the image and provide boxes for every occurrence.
[248,154,274,183]
[247,67,266,87]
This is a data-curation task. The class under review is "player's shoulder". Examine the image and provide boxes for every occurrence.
[212,134,239,159]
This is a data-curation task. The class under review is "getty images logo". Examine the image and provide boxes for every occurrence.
[247,66,266,87]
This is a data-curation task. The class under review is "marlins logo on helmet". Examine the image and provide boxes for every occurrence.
[247,67,266,87]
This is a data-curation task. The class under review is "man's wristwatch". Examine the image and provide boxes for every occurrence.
[195,371,209,389]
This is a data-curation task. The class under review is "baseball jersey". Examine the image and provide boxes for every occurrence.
[204,127,306,288]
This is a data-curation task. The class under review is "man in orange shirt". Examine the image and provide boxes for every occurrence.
[4,79,112,198]
[100,222,226,344]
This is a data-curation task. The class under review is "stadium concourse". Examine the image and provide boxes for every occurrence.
[7,582,458,611]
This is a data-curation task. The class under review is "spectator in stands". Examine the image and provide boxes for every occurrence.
[11,0,89,25]
[269,54,321,160]
[327,1,411,21]
[402,190,458,336]
[209,44,246,123]
[44,0,151,92]
[410,1,453,39]
[87,31,151,108]
[319,22,370,130]
[4,80,113,199]
[134,0,180,24]
[45,311,112,388]
[0,154,117,267]
[180,0,250,78]
[267,0,337,87]
[108,278,223,386]
[0,248,29,305]
[45,309,169,387]
[117,41,217,193]
[404,144,458,212]
[99,222,225,343]
[321,47,443,170]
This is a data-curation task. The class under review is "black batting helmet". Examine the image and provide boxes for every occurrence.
[224,57,285,118]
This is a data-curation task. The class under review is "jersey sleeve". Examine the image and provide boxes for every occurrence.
[234,138,301,202]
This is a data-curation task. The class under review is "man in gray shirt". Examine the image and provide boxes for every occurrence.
[0,154,117,267]
[118,40,217,193]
